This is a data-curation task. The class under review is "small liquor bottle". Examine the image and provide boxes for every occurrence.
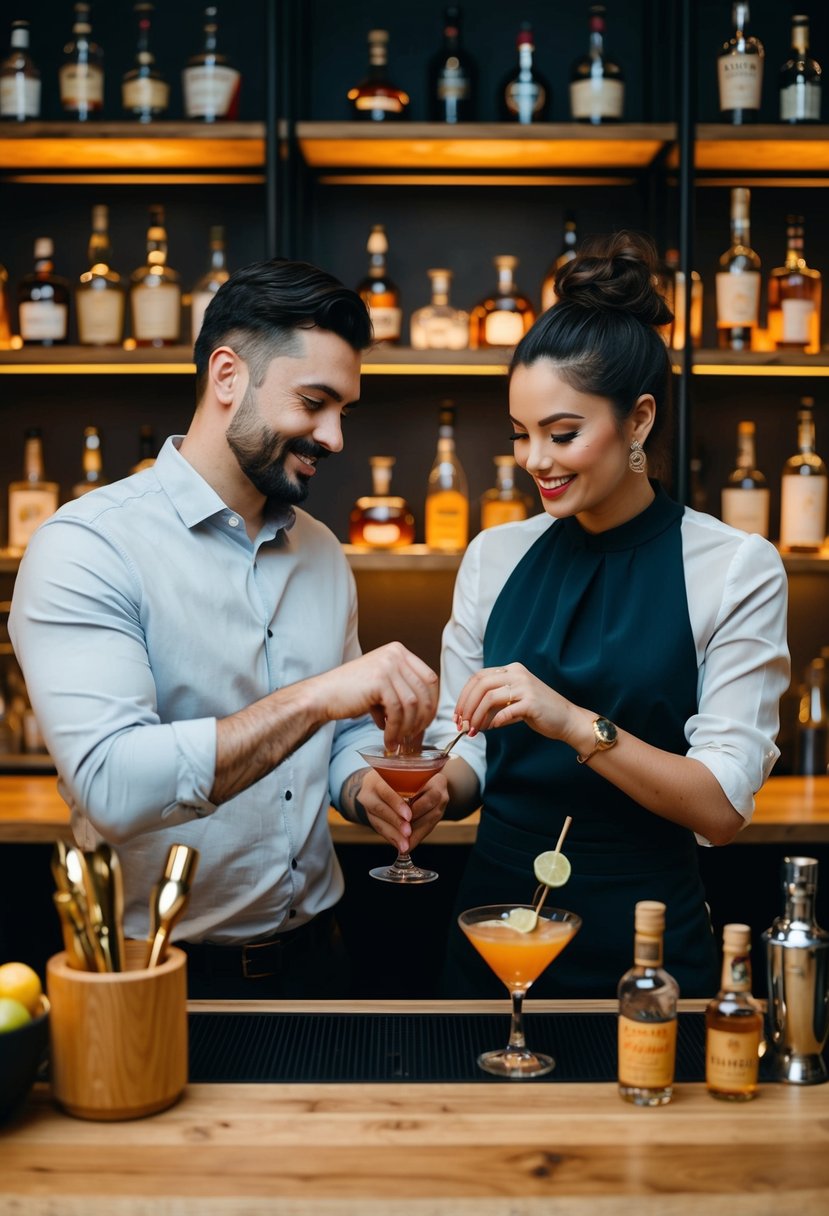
[779,401,828,552]
[500,23,550,123]
[663,248,703,350]
[0,19,40,121]
[718,1,764,123]
[17,238,70,346]
[131,424,157,474]
[720,420,769,537]
[428,5,476,123]
[349,457,415,549]
[780,13,822,123]
[71,425,107,498]
[7,429,59,551]
[716,187,760,352]
[0,262,11,346]
[60,2,104,122]
[470,256,535,350]
[357,225,401,344]
[123,2,169,123]
[767,215,822,355]
[795,658,829,776]
[617,900,679,1106]
[706,923,763,1101]
[410,268,469,350]
[76,205,125,347]
[183,5,241,122]
[190,225,229,344]
[480,456,530,530]
[425,403,469,552]
[540,212,579,313]
[130,205,181,347]
[569,4,624,125]
[347,29,409,121]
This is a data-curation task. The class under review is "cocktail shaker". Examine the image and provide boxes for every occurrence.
[763,856,829,1084]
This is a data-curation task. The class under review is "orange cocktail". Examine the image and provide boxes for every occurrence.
[463,917,575,992]
[357,746,449,884]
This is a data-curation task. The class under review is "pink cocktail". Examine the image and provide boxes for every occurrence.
[357,746,449,884]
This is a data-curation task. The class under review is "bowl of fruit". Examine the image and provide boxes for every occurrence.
[0,961,50,1123]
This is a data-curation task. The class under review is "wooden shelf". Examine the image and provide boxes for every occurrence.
[687,349,829,377]
[0,345,196,374]
[343,545,462,571]
[692,124,829,173]
[361,347,510,375]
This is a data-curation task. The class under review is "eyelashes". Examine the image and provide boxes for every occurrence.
[508,431,580,445]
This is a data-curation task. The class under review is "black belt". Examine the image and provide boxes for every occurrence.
[181,909,336,980]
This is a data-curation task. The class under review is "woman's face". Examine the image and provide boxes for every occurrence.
[508,359,655,533]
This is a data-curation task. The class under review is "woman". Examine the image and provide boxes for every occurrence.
[436,232,789,998]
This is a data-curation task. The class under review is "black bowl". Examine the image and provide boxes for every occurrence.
[0,997,50,1122]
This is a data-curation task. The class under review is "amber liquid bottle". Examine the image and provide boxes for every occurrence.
[705,923,763,1100]
[347,29,409,121]
[617,901,679,1106]
[469,256,535,349]
[767,215,822,354]
[425,403,468,551]
[357,224,401,344]
[480,456,529,529]
[349,457,415,549]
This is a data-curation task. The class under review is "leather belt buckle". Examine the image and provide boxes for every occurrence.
[241,939,283,979]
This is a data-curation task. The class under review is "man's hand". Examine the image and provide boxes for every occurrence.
[354,767,449,853]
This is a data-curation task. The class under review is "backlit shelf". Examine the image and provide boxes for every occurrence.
[683,350,829,377]
[690,125,829,174]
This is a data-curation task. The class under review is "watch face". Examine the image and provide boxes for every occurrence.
[595,717,617,746]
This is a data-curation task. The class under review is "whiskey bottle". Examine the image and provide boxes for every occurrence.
[617,900,679,1106]
[190,225,229,344]
[569,4,624,124]
[357,225,401,344]
[795,658,829,776]
[349,457,415,549]
[767,215,822,355]
[130,205,181,346]
[60,2,104,122]
[780,13,822,123]
[716,187,760,352]
[410,268,469,350]
[428,5,476,123]
[779,401,828,552]
[500,23,550,123]
[71,426,107,498]
[347,29,409,121]
[480,456,530,530]
[470,256,535,349]
[0,19,40,121]
[130,424,157,474]
[663,248,703,350]
[718,1,764,123]
[17,238,70,346]
[540,212,579,312]
[122,2,169,123]
[425,403,469,552]
[76,205,125,347]
[705,923,763,1101]
[7,429,59,551]
[720,420,769,537]
[183,5,241,122]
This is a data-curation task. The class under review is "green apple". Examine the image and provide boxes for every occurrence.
[0,996,32,1032]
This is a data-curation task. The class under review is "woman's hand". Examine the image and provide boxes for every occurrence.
[454,662,579,743]
[357,768,450,853]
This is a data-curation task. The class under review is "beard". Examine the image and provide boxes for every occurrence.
[225,384,327,505]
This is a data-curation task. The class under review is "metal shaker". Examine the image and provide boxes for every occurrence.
[763,856,829,1084]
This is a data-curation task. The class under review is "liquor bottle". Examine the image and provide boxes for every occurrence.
[716,187,760,352]
[720,420,769,537]
[428,5,476,123]
[470,256,535,350]
[705,923,763,1101]
[499,23,550,123]
[131,424,157,473]
[663,248,703,350]
[718,1,764,123]
[7,429,59,551]
[410,268,469,350]
[76,205,125,347]
[569,4,624,125]
[779,400,828,552]
[349,457,416,549]
[540,212,579,312]
[0,262,10,346]
[71,426,107,498]
[0,19,40,122]
[795,658,828,776]
[425,403,469,551]
[17,238,70,346]
[130,205,181,347]
[190,225,229,344]
[122,2,169,123]
[480,456,530,530]
[347,29,409,121]
[780,13,822,123]
[357,225,401,344]
[60,2,104,122]
[183,5,241,122]
[767,216,822,355]
[617,900,679,1106]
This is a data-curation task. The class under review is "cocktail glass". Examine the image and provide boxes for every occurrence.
[357,746,449,884]
[458,904,582,1077]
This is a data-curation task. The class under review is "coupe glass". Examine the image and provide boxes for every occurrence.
[357,746,449,884]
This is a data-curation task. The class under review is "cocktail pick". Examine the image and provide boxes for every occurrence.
[534,816,574,918]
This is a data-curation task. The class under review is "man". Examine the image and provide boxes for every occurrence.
[10,259,446,997]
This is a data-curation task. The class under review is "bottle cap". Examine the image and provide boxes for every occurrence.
[92,204,108,229]
[782,856,819,896]
[34,237,54,259]
[634,900,665,933]
[369,455,395,469]
[723,923,751,952]
[367,225,388,255]
[494,254,518,270]
[494,454,516,468]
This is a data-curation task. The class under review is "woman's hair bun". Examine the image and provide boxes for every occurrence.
[554,230,673,328]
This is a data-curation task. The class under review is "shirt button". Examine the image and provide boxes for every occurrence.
[291,858,298,870]
[289,908,297,919]
[228,516,240,528]
[267,629,273,638]
[285,789,292,801]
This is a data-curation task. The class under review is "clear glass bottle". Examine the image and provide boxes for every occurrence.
[480,456,530,530]
[130,424,157,474]
[357,224,401,344]
[122,2,169,123]
[617,900,679,1106]
[779,400,828,552]
[718,1,764,124]
[569,4,624,125]
[428,4,476,123]
[7,428,59,551]
[71,425,107,498]
[780,13,822,124]
[705,923,763,1101]
[190,225,229,344]
[720,420,769,537]
[540,212,579,313]
[347,29,409,121]
[663,248,703,350]
[499,23,550,123]
[410,268,469,350]
[767,215,822,355]
[349,456,416,549]
[470,256,535,350]
[0,19,40,122]
[60,2,104,122]
[76,205,125,346]
[130,205,181,347]
[17,237,70,346]
[425,403,469,551]
[716,187,761,352]
[183,4,241,122]
[795,658,829,776]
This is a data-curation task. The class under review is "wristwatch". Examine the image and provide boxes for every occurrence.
[576,716,618,765]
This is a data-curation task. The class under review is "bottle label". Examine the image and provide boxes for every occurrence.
[780,81,821,122]
[715,271,760,327]
[77,290,124,345]
[706,1026,761,1091]
[131,284,181,341]
[720,487,769,536]
[781,298,815,345]
[353,94,404,114]
[481,500,528,529]
[484,310,525,346]
[0,75,40,117]
[425,490,469,550]
[718,55,762,110]
[369,305,402,341]
[780,476,828,548]
[569,78,624,121]
[437,68,470,102]
[8,487,59,549]
[183,65,241,118]
[59,63,104,108]
[19,301,68,341]
[123,77,170,112]
[361,522,403,547]
[618,1015,677,1089]
[410,312,469,350]
[505,79,545,122]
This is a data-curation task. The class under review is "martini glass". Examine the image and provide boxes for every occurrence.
[458,904,581,1077]
[357,745,449,884]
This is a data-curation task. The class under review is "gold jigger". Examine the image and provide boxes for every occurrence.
[145,844,200,968]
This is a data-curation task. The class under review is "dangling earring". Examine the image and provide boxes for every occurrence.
[629,440,647,474]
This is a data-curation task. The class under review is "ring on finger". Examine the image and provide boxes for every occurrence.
[505,684,513,707]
